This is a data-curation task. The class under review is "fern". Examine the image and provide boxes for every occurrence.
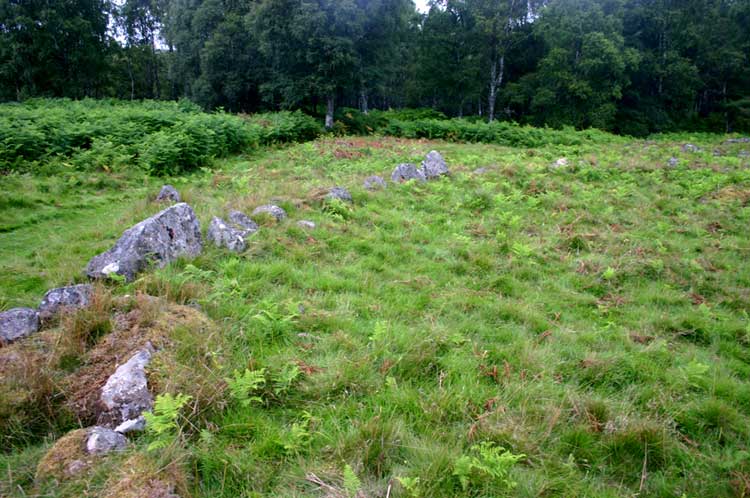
[143,392,192,451]
[342,464,361,498]
[225,368,266,406]
[452,442,525,491]
[274,363,301,396]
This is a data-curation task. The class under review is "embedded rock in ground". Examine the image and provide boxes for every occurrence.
[39,284,93,321]
[391,163,426,183]
[682,143,701,153]
[473,167,488,175]
[156,185,181,203]
[363,175,387,190]
[115,416,146,434]
[252,204,287,221]
[35,429,91,482]
[86,426,128,454]
[207,217,247,253]
[326,186,353,203]
[86,203,202,282]
[100,347,154,428]
[228,210,259,232]
[0,308,40,344]
[297,220,316,229]
[421,150,450,179]
[667,157,679,167]
[551,158,569,169]
[724,137,750,144]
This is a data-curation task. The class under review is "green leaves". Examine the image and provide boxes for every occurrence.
[225,368,267,407]
[143,393,192,451]
[452,442,525,491]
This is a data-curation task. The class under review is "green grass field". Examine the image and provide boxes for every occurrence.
[2,131,750,497]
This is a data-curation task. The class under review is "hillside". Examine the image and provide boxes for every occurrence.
[1,105,750,497]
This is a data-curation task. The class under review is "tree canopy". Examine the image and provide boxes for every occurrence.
[1,0,749,134]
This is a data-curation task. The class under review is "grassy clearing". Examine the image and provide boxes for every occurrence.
[1,134,750,497]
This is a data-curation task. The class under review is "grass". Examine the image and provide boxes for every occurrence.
[1,132,750,497]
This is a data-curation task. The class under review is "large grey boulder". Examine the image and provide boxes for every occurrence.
[156,185,181,203]
[0,308,40,344]
[326,187,353,203]
[207,217,247,253]
[228,210,259,233]
[421,150,450,179]
[39,284,93,321]
[252,204,287,221]
[86,203,202,282]
[86,426,127,455]
[100,347,154,428]
[363,175,387,190]
[391,163,426,183]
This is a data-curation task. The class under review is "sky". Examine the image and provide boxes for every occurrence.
[414,0,430,13]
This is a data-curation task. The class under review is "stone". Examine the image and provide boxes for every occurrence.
[101,347,154,427]
[38,284,93,321]
[326,186,353,203]
[363,175,387,190]
[297,220,316,229]
[115,416,147,434]
[473,167,488,175]
[228,210,259,232]
[724,137,750,144]
[682,143,701,153]
[86,203,202,282]
[86,426,127,455]
[156,185,181,203]
[739,150,749,158]
[551,158,569,169]
[667,157,679,167]
[391,163,426,183]
[252,204,287,221]
[207,217,247,253]
[0,308,40,344]
[421,150,450,179]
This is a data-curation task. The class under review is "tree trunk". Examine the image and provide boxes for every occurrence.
[325,94,335,129]
[488,55,505,123]
[360,89,368,114]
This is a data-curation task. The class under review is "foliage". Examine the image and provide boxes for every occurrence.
[343,464,362,498]
[225,368,267,407]
[143,392,192,451]
[453,442,525,492]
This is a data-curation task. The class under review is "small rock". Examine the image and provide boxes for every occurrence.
[115,416,147,434]
[682,143,701,153]
[667,157,679,167]
[421,150,450,179]
[724,137,750,144]
[297,220,316,229]
[156,185,181,203]
[739,150,749,158]
[473,167,488,175]
[38,284,93,321]
[252,204,287,221]
[363,175,387,190]
[326,187,353,203]
[391,163,426,183]
[101,347,154,426]
[551,158,569,169]
[86,203,202,282]
[0,308,40,344]
[207,217,247,253]
[86,426,127,455]
[228,210,259,232]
